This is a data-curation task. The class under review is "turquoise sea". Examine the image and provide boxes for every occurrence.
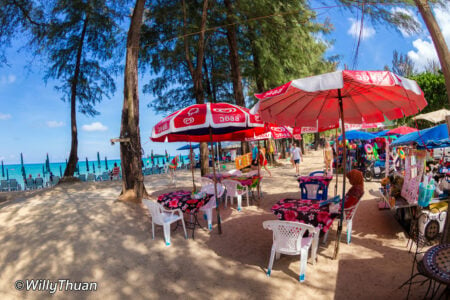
[1,155,191,189]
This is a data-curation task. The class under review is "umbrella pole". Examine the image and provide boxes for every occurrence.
[209,128,222,234]
[334,128,338,197]
[257,140,261,203]
[190,142,196,192]
[334,89,347,260]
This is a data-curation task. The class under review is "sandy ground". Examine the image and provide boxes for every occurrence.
[0,150,432,300]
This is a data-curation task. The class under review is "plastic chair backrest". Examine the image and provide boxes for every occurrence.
[300,181,326,200]
[35,178,43,186]
[143,200,165,225]
[344,199,361,221]
[101,172,109,180]
[87,173,95,181]
[263,220,315,253]
[78,174,86,181]
[9,179,18,189]
[1,180,8,189]
[52,176,60,185]
[245,170,259,177]
[309,171,325,177]
[227,169,242,176]
[26,179,34,188]
[201,183,224,198]
[222,179,244,196]
[201,177,214,186]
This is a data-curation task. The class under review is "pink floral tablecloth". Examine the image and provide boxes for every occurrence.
[157,190,212,213]
[297,175,333,187]
[271,198,338,233]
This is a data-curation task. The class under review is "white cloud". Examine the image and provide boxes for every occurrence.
[408,5,450,71]
[347,18,375,39]
[390,7,421,37]
[82,122,108,132]
[46,121,64,128]
[0,74,16,85]
[0,113,11,120]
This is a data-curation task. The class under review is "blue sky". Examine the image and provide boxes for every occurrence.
[0,2,449,164]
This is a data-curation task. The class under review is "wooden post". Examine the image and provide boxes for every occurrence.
[190,142,196,192]
[209,128,222,234]
[442,116,450,243]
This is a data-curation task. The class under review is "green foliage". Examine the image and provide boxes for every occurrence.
[36,0,124,116]
[141,0,336,113]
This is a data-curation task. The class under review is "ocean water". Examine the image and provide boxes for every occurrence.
[1,155,191,189]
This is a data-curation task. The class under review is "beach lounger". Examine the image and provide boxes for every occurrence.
[35,177,44,189]
[101,172,109,181]
[25,179,35,190]
[51,176,60,185]
[143,200,187,246]
[9,179,19,191]
[263,220,319,282]
[86,173,95,182]
[1,180,9,191]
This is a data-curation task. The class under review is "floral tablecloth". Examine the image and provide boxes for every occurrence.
[271,198,339,233]
[297,175,333,187]
[157,190,212,213]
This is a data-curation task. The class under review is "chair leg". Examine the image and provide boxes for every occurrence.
[203,208,212,230]
[152,222,155,240]
[224,196,228,208]
[323,230,329,244]
[246,187,249,207]
[347,219,353,244]
[276,252,281,260]
[237,195,242,211]
[299,248,308,282]
[267,247,276,277]
[181,218,188,239]
[163,224,171,246]
[311,235,319,265]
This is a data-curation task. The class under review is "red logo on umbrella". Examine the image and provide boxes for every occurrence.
[188,107,199,116]
[183,117,195,125]
[213,108,236,113]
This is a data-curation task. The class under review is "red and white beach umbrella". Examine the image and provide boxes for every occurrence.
[246,123,293,141]
[151,103,264,142]
[386,126,418,135]
[151,103,265,234]
[253,70,427,258]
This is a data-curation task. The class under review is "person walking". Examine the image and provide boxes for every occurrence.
[323,141,334,175]
[291,142,302,177]
[259,148,271,177]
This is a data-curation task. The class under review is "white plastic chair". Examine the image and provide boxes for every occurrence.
[263,220,319,282]
[1,180,9,191]
[199,183,225,230]
[227,169,242,176]
[200,176,214,187]
[323,201,361,244]
[222,179,246,211]
[143,200,187,246]
[244,170,259,177]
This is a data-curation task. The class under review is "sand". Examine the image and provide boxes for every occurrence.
[0,150,432,300]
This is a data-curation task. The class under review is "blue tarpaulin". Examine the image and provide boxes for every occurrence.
[338,130,377,141]
[374,130,389,137]
[391,124,449,147]
[177,143,216,150]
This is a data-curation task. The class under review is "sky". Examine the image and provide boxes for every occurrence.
[0,2,449,164]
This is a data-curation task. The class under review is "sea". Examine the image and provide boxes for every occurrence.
[1,155,191,189]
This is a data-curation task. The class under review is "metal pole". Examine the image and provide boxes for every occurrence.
[334,128,339,197]
[209,128,222,234]
[334,89,347,259]
[190,142,196,192]
[257,140,261,203]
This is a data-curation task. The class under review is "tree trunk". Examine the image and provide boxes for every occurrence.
[119,0,147,203]
[248,24,265,94]
[280,139,286,159]
[415,0,450,106]
[314,132,320,150]
[225,0,245,107]
[200,142,209,176]
[63,14,89,178]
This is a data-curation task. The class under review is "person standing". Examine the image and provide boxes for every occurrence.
[291,142,302,177]
[251,143,259,168]
[323,141,333,175]
[259,148,272,177]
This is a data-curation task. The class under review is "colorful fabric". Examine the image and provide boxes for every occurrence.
[204,173,232,182]
[157,190,212,213]
[271,199,339,233]
[297,175,333,187]
[230,175,261,187]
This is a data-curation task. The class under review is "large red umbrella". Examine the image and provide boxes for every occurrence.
[254,70,427,258]
[151,103,265,234]
[386,126,418,135]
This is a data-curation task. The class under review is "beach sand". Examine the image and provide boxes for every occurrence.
[0,150,431,299]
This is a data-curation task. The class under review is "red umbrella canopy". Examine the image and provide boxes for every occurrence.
[151,103,264,142]
[386,126,418,135]
[254,70,427,128]
[245,123,293,141]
